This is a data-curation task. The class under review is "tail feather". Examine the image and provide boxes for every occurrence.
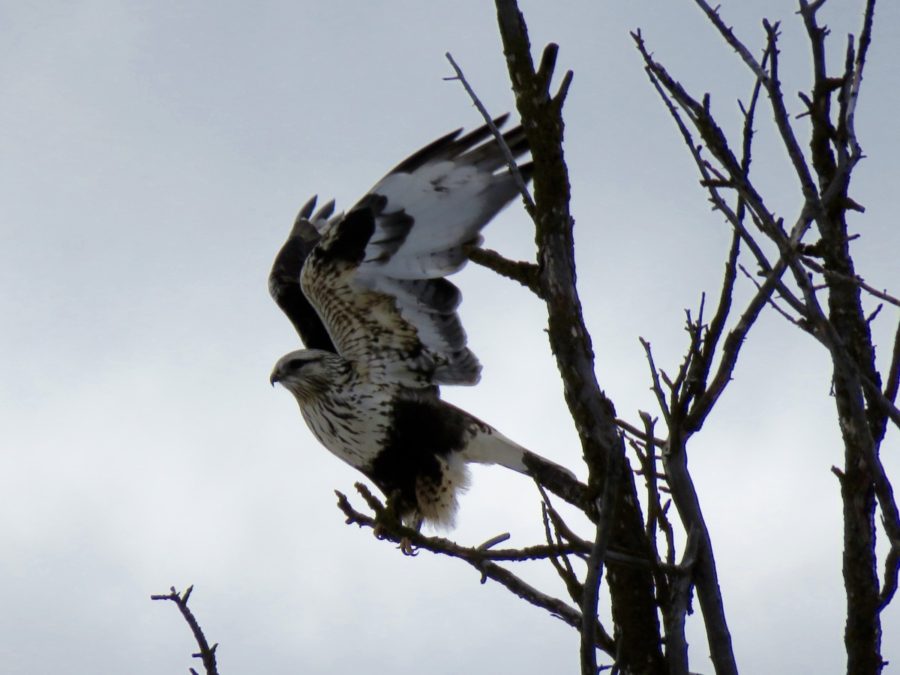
[462,424,574,480]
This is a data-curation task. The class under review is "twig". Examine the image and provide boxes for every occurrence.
[151,586,219,675]
[885,318,900,409]
[336,486,615,653]
[615,416,666,448]
[689,48,764,401]
[337,484,588,561]
[469,247,543,298]
[639,339,671,425]
[693,2,822,212]
[759,18,824,212]
[801,255,900,309]
[536,484,594,551]
[691,0,769,80]
[663,432,737,675]
[662,528,701,675]
[633,31,809,320]
[880,542,900,610]
[581,436,625,675]
[633,414,665,558]
[540,498,585,605]
[737,264,806,328]
[445,51,536,215]
[844,0,877,161]
[478,532,512,550]
[685,251,793,434]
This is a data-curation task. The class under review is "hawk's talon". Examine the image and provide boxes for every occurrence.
[399,538,419,556]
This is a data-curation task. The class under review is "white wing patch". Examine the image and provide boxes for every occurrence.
[301,117,532,388]
[364,167,488,278]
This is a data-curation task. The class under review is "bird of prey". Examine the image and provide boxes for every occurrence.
[269,116,569,529]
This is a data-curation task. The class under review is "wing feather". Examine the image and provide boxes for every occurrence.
[296,117,532,387]
[268,196,341,351]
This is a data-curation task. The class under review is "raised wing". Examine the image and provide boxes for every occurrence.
[269,196,340,351]
[301,116,533,388]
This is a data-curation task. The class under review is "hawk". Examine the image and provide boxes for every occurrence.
[269,116,569,528]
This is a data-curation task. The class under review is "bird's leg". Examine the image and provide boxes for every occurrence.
[372,489,401,540]
[398,515,423,557]
[371,489,420,556]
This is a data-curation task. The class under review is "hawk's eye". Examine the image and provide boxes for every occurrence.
[287,358,308,371]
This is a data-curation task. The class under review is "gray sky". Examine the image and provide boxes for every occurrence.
[2,1,898,673]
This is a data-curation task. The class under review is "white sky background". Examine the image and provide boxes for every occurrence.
[1,1,898,673]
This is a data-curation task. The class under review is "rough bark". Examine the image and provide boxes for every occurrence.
[495,3,665,672]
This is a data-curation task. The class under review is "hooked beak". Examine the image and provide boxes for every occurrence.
[269,369,281,387]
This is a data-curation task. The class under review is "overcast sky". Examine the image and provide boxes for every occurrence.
[2,1,898,673]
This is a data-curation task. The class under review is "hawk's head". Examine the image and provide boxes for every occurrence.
[270,349,348,403]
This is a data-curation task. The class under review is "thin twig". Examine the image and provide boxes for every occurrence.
[581,436,625,675]
[845,0,877,161]
[470,247,543,297]
[445,51,536,215]
[336,486,615,653]
[880,542,900,610]
[633,31,809,320]
[885,318,900,408]
[738,265,806,328]
[615,416,666,448]
[540,500,585,605]
[801,256,900,309]
[337,484,588,561]
[691,0,769,80]
[685,251,793,434]
[151,586,219,675]
[639,338,671,425]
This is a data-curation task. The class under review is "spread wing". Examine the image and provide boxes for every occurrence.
[298,116,533,388]
[269,196,340,351]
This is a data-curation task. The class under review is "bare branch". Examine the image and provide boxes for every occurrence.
[336,486,616,654]
[469,247,543,297]
[663,433,738,675]
[640,338,671,425]
[444,51,536,215]
[662,529,701,675]
[633,31,814,324]
[845,0,877,161]
[880,543,900,610]
[692,50,764,385]
[738,264,808,329]
[686,251,792,434]
[691,0,769,80]
[615,416,666,448]
[759,18,823,211]
[337,484,588,562]
[801,255,900,309]
[581,436,625,675]
[494,4,664,668]
[151,586,220,675]
[693,3,824,216]
[540,499,586,605]
[885,318,900,408]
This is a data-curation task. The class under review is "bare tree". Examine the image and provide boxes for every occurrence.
[630,3,899,672]
[338,1,899,674]
[160,1,898,673]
